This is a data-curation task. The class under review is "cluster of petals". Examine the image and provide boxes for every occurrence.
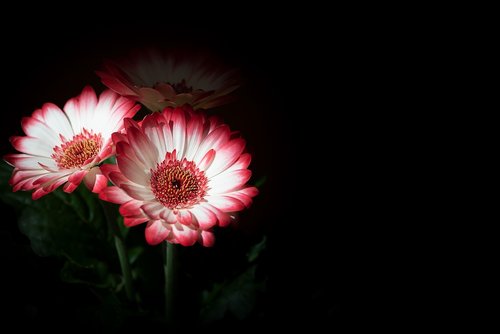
[5,86,140,199]
[99,106,257,246]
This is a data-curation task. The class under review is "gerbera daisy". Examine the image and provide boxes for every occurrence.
[99,106,258,247]
[96,50,239,112]
[4,86,140,199]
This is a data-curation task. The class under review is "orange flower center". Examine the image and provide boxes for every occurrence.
[52,129,103,169]
[150,157,207,210]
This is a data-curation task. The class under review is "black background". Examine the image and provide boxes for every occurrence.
[0,19,339,330]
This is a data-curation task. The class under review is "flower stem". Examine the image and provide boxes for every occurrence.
[101,201,134,301]
[164,241,177,324]
[114,234,134,301]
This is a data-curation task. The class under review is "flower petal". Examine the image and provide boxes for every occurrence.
[124,216,149,227]
[96,64,139,97]
[10,136,53,157]
[190,205,217,230]
[126,125,159,168]
[184,113,204,160]
[202,203,231,227]
[206,138,246,177]
[200,231,215,247]
[145,220,171,245]
[21,116,60,147]
[117,154,150,186]
[118,201,141,218]
[83,167,109,193]
[99,186,133,204]
[206,195,246,212]
[171,108,186,157]
[172,226,198,246]
[208,169,252,194]
[4,154,56,170]
[143,115,167,158]
[175,210,193,226]
[192,125,230,164]
[121,184,155,201]
[141,201,165,220]
[197,149,215,172]
[40,103,74,138]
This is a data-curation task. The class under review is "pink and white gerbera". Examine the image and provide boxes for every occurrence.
[96,50,239,112]
[4,86,140,199]
[99,105,258,247]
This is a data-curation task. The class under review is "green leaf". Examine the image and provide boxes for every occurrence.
[0,159,12,180]
[101,156,116,165]
[60,259,119,288]
[116,215,129,239]
[200,282,227,321]
[254,175,267,188]
[0,162,32,209]
[200,265,264,322]
[0,161,136,295]
[0,161,113,266]
[128,246,144,265]
[16,193,110,265]
[246,236,267,263]
[51,185,99,223]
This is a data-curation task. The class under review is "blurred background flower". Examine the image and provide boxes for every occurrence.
[97,50,239,112]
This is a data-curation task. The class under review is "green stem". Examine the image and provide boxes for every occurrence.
[101,201,134,301]
[115,235,134,301]
[164,242,177,324]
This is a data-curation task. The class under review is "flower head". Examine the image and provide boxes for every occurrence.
[99,106,258,247]
[5,86,140,199]
[96,50,239,111]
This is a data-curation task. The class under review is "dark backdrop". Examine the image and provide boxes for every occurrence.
[0,20,339,330]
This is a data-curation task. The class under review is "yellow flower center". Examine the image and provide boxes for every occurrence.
[52,129,103,169]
